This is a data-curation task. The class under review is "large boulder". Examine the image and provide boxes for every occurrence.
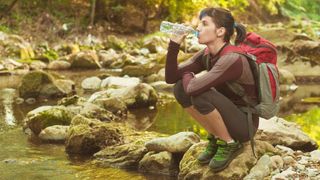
[279,68,296,85]
[89,83,158,108]
[65,115,123,155]
[145,132,200,153]
[18,71,73,99]
[47,60,71,70]
[70,50,101,69]
[81,76,101,91]
[24,106,75,135]
[138,151,178,176]
[178,140,276,180]
[105,35,126,51]
[121,63,163,77]
[93,141,148,169]
[92,129,163,168]
[291,39,320,65]
[257,117,318,151]
[100,76,140,89]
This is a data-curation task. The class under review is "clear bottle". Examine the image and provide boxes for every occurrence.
[160,21,198,37]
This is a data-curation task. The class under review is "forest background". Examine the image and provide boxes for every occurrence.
[0,0,319,43]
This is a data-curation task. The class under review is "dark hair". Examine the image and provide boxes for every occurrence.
[199,7,246,45]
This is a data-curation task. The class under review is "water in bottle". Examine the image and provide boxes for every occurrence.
[160,21,198,37]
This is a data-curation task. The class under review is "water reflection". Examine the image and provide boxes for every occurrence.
[0,88,17,126]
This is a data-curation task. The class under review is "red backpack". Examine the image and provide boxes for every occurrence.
[219,32,280,157]
[220,32,280,119]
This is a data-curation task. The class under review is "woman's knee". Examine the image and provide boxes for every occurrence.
[173,80,192,107]
[191,91,216,114]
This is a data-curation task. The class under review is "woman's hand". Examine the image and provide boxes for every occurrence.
[170,32,188,45]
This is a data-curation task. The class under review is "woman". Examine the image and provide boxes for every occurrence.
[165,7,259,172]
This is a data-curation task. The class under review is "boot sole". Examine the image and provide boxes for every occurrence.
[198,158,212,164]
[210,145,244,172]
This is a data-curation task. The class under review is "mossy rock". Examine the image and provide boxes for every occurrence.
[25,106,75,135]
[18,71,54,98]
[65,115,124,155]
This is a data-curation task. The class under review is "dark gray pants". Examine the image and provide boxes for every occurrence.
[173,80,258,142]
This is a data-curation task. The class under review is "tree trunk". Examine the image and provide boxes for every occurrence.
[89,0,96,27]
[0,0,19,20]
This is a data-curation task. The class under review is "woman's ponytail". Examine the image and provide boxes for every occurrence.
[234,23,246,45]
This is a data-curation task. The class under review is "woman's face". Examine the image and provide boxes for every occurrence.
[196,15,224,44]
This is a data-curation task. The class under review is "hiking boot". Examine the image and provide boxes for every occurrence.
[209,139,243,172]
[197,134,217,164]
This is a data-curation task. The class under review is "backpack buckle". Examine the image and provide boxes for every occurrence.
[246,53,257,61]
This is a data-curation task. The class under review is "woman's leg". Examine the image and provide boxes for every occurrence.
[185,106,233,142]
[174,80,235,141]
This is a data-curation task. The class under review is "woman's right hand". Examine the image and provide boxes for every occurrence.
[170,32,188,45]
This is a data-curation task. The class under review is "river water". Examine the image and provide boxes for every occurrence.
[0,71,319,180]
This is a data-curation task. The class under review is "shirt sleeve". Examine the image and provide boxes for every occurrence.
[165,41,205,84]
[182,53,244,96]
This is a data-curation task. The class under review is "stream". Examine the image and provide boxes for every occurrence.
[0,70,319,179]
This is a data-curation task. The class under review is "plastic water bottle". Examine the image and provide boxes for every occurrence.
[160,21,198,37]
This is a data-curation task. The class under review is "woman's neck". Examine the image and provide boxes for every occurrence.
[207,40,226,56]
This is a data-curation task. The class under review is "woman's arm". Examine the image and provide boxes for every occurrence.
[165,41,204,84]
[182,53,244,96]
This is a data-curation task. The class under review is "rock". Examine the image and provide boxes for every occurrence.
[145,132,200,153]
[53,79,75,95]
[279,68,296,85]
[276,145,294,155]
[30,61,47,70]
[139,151,178,176]
[244,154,273,180]
[38,125,69,142]
[106,35,126,50]
[48,60,71,70]
[142,36,167,53]
[70,50,101,69]
[307,168,319,177]
[24,106,75,135]
[80,102,120,121]
[91,83,158,108]
[92,130,162,169]
[93,142,148,169]
[121,64,162,77]
[57,95,85,106]
[81,76,101,90]
[25,98,36,104]
[298,155,310,165]
[18,71,71,99]
[100,76,140,89]
[98,49,119,68]
[92,97,127,117]
[178,140,276,179]
[291,40,320,65]
[65,115,123,155]
[310,150,320,162]
[257,117,318,151]
[291,34,313,42]
[283,155,296,165]
[150,81,173,92]
[271,167,297,180]
[270,155,284,170]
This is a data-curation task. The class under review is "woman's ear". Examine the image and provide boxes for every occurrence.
[217,27,226,37]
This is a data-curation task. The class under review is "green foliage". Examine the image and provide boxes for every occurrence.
[285,107,320,147]
[0,25,12,33]
[281,0,320,21]
[43,50,59,61]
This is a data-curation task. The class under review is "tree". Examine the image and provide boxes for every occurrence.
[0,0,19,20]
